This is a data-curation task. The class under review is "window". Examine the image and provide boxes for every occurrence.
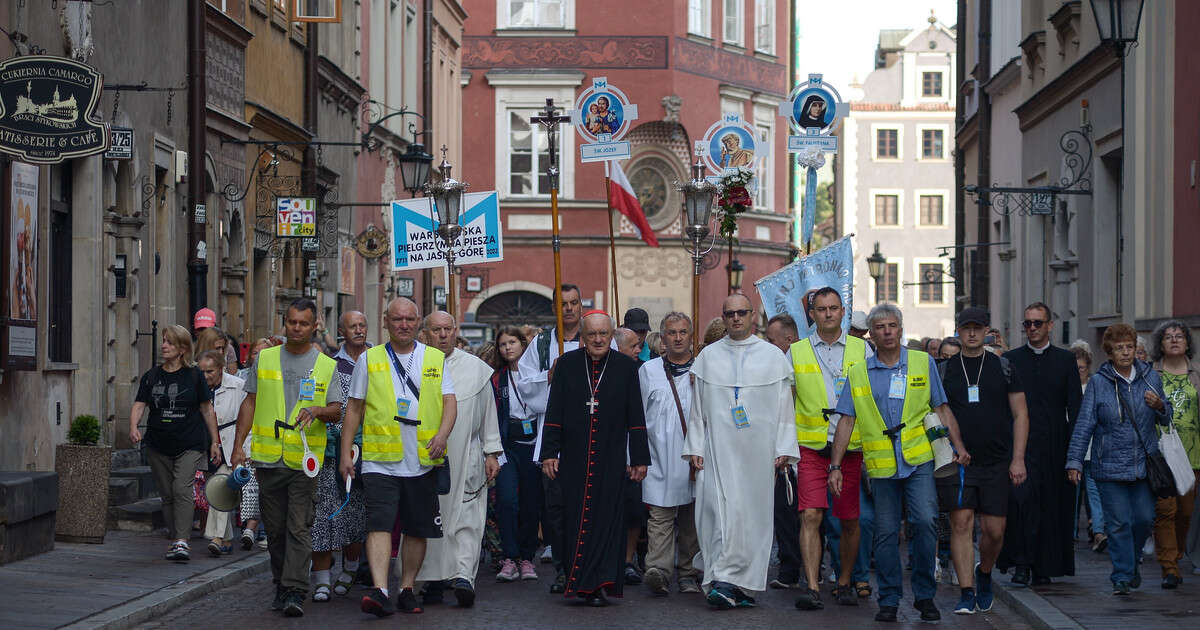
[919,195,944,225]
[754,122,771,208]
[921,128,944,159]
[754,0,773,53]
[874,194,899,226]
[49,163,72,362]
[507,0,565,28]
[922,71,943,97]
[876,128,898,159]
[688,0,710,37]
[723,0,743,45]
[918,263,944,303]
[878,262,899,303]
[507,109,552,196]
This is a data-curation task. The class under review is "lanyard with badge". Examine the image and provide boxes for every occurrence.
[508,371,535,437]
[385,343,421,425]
[814,341,848,402]
[298,368,316,401]
[960,352,986,403]
[731,347,751,429]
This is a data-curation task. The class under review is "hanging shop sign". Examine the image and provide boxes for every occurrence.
[389,191,503,271]
[571,77,638,163]
[779,73,848,153]
[0,55,110,164]
[105,126,133,160]
[354,223,390,259]
[276,197,317,237]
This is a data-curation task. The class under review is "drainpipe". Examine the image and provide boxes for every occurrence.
[954,0,966,310]
[422,0,435,315]
[303,6,319,297]
[187,0,208,318]
[974,0,992,309]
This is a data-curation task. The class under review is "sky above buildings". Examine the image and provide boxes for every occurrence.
[795,0,958,95]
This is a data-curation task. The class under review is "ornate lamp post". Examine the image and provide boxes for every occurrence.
[728,259,745,293]
[397,140,434,197]
[425,146,468,319]
[867,241,886,305]
[676,158,719,354]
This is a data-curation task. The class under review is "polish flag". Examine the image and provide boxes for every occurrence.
[608,161,659,247]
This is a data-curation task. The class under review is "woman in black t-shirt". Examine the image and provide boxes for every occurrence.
[129,324,220,562]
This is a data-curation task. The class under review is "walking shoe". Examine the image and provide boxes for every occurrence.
[1131,566,1142,589]
[624,562,643,585]
[540,545,553,563]
[396,587,423,614]
[452,578,475,608]
[914,598,941,621]
[312,583,331,602]
[257,537,268,550]
[361,587,395,617]
[832,584,858,606]
[794,588,823,610]
[732,586,756,608]
[706,584,737,609]
[1032,574,1052,586]
[1010,565,1031,587]
[975,564,995,612]
[208,539,223,557]
[271,584,287,611]
[282,590,305,617]
[1162,573,1182,589]
[550,571,566,594]
[421,580,445,605]
[875,605,899,622]
[585,590,611,607]
[240,528,255,550]
[1092,533,1108,553]
[497,559,519,582]
[518,559,538,581]
[769,578,800,589]
[1112,581,1131,595]
[678,577,702,593]
[165,541,190,562]
[954,589,977,615]
[644,567,669,595]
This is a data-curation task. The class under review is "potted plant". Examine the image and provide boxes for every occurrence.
[55,415,111,543]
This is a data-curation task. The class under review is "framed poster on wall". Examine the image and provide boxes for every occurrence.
[2,160,40,370]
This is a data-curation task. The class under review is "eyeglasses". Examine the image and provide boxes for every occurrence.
[1022,319,1047,329]
[1164,334,1186,342]
[723,309,752,318]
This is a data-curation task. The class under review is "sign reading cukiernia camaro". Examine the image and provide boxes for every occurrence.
[0,55,109,164]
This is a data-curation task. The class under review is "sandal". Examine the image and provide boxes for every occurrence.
[312,583,331,602]
[855,581,872,598]
[333,574,354,596]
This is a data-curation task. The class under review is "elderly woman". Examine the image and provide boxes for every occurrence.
[1150,320,1200,588]
[1070,341,1106,553]
[1066,324,1171,595]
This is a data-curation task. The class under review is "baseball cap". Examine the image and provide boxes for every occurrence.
[193,308,217,330]
[850,310,869,331]
[956,307,990,328]
[622,308,651,333]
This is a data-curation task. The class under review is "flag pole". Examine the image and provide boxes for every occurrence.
[604,161,620,315]
[532,99,572,356]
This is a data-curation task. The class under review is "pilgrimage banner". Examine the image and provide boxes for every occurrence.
[389,191,503,271]
[754,235,854,337]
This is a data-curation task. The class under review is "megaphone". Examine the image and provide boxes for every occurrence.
[299,429,320,478]
[924,412,957,478]
[205,465,252,513]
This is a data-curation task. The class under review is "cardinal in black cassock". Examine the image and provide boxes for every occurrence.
[541,310,650,606]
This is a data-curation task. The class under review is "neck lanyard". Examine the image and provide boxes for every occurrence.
[814,337,844,378]
[507,370,528,416]
[960,351,986,388]
[386,343,419,400]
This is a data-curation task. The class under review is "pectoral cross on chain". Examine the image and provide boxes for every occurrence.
[586,397,599,415]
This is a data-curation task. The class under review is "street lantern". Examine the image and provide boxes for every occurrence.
[729,259,745,292]
[424,146,469,318]
[866,242,887,304]
[676,157,719,353]
[1089,0,1144,46]
[397,141,434,197]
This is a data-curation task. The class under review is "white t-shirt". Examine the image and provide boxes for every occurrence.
[350,342,455,478]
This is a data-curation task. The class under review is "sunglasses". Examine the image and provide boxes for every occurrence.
[1022,319,1047,329]
[723,309,752,318]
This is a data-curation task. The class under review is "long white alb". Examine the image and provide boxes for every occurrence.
[639,356,695,508]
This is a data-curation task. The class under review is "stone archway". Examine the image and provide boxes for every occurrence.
[475,290,555,328]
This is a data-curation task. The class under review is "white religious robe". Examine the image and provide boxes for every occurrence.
[415,349,502,586]
[639,357,695,508]
[683,335,799,593]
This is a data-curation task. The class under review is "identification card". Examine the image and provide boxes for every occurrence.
[731,405,750,429]
[396,398,412,416]
[522,419,534,435]
[299,378,315,401]
[967,385,980,403]
[888,373,907,400]
[834,376,848,396]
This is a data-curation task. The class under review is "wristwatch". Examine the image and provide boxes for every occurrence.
[828,464,842,472]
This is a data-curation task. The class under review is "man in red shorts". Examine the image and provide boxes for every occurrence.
[789,287,871,610]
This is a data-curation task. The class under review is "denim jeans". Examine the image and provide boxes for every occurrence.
[872,461,938,608]
[1084,461,1105,533]
[496,440,543,561]
[854,479,875,584]
[1096,479,1154,585]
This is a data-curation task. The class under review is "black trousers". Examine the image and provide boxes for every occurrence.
[774,466,803,584]
[543,473,565,573]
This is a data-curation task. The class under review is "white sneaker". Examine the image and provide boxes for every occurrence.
[540,546,553,564]
[240,528,255,550]
[257,537,268,550]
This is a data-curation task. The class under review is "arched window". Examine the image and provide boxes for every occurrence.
[476,290,554,327]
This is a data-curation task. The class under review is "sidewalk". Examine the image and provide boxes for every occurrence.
[0,530,266,630]
[995,537,1198,630]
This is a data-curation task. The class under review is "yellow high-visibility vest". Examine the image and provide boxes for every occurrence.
[361,344,446,466]
[250,346,336,469]
[848,349,934,479]
[790,335,868,450]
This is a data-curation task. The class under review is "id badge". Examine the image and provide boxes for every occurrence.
[299,378,316,401]
[396,398,412,416]
[967,385,980,403]
[888,373,907,400]
[522,419,534,435]
[834,376,848,396]
[731,405,750,429]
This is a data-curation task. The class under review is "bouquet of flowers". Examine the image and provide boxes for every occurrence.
[717,166,755,240]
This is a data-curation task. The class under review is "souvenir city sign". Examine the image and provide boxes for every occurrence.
[0,55,109,164]
[570,77,638,163]
[779,73,848,153]
[276,197,317,237]
[389,191,503,271]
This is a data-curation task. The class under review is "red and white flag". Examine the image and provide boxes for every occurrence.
[608,161,659,247]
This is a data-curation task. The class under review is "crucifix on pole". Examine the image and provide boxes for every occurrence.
[531,98,572,356]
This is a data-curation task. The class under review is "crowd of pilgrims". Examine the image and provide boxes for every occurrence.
[127,285,1200,620]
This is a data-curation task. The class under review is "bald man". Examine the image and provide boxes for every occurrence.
[415,312,502,607]
[616,327,642,360]
[540,311,650,606]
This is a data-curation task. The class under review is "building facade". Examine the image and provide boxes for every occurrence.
[839,16,957,340]
[455,0,793,332]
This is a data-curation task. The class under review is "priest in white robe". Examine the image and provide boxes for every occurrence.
[414,312,502,607]
[683,294,800,610]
